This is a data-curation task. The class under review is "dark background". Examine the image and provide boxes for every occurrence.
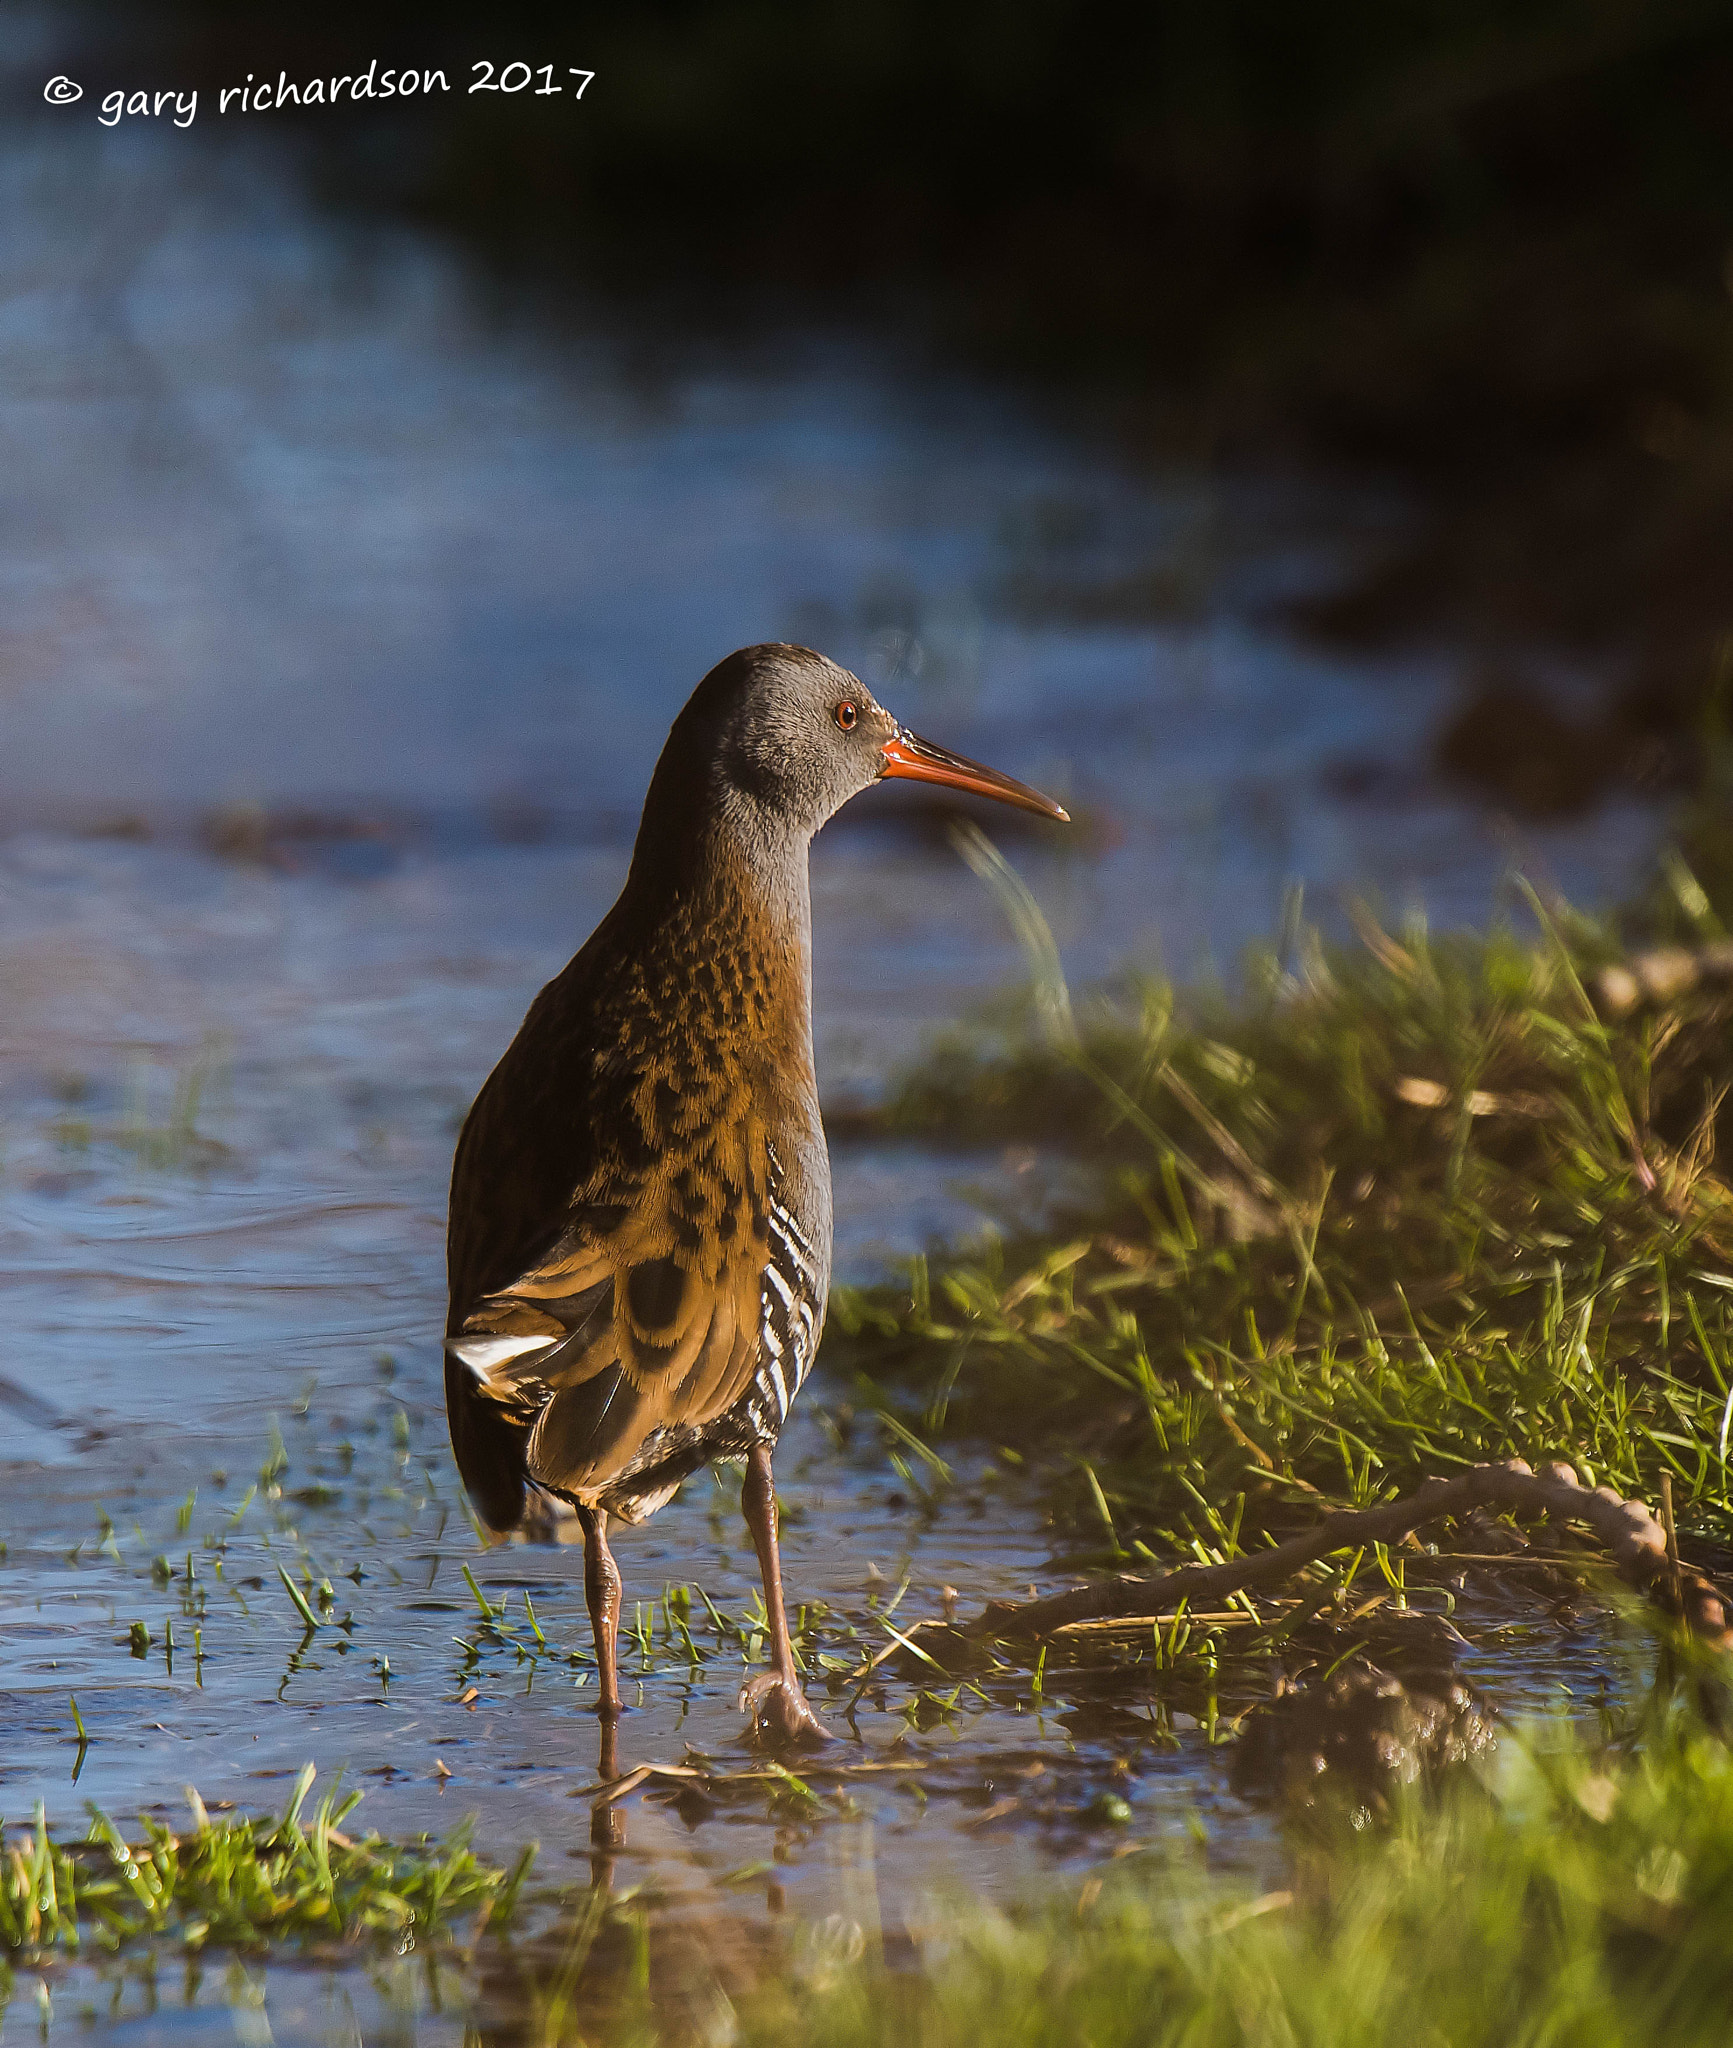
[90,0,1733,824]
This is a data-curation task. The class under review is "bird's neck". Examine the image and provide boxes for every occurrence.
[616,796,817,1077]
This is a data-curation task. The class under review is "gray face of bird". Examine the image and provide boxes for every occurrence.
[713,647,897,834]
[714,644,1069,838]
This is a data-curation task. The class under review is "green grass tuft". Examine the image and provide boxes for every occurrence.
[0,1766,529,1959]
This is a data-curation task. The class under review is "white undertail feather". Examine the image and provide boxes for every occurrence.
[446,1332,559,1384]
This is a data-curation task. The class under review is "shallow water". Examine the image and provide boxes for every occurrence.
[0,32,1664,2038]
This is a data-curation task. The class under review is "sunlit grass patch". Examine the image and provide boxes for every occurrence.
[831,854,1733,1565]
[0,1765,530,1966]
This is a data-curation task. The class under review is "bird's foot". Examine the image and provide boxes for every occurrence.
[739,1670,832,1745]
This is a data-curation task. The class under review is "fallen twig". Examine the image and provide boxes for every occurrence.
[1051,1608,1274,1635]
[569,1756,932,1800]
[968,1460,1733,1650]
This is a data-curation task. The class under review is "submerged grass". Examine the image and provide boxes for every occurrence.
[833,851,1733,1566]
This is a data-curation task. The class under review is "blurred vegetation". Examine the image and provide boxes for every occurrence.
[718,1689,1733,2048]
[115,0,1733,790]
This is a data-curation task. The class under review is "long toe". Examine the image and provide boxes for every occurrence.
[739,1671,833,1746]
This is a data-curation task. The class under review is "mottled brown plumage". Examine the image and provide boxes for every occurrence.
[445,643,1066,1741]
[448,848,814,1525]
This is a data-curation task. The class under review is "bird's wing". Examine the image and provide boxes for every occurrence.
[447,1111,822,1516]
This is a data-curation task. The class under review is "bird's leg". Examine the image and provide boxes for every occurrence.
[578,1504,623,1724]
[738,1443,831,1743]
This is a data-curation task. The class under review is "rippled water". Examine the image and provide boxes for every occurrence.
[0,26,1662,2038]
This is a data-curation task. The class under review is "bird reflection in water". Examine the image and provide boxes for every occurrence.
[589,1715,627,1891]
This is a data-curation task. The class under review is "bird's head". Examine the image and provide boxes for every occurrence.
[665,643,1069,843]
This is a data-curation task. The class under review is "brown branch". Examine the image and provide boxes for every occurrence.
[968,1459,1733,1650]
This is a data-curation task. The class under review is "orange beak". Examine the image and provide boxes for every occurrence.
[879,728,1070,822]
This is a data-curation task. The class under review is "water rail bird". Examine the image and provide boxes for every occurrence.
[445,644,1068,1742]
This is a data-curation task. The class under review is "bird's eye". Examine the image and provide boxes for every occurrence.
[834,701,859,731]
